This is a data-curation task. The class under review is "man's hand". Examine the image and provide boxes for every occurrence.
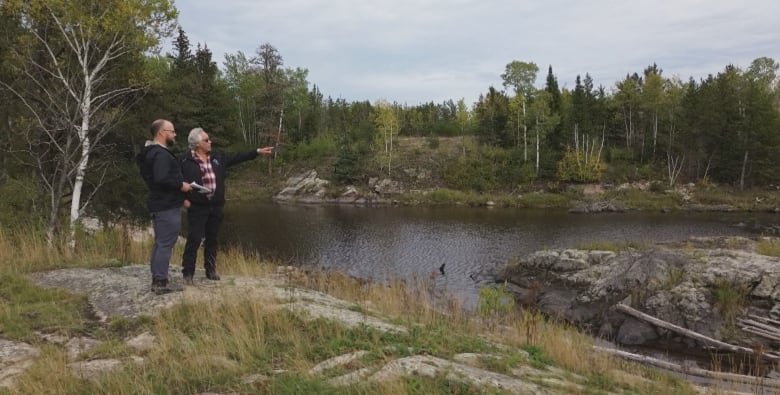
[183,199,191,208]
[257,146,274,156]
[181,182,192,192]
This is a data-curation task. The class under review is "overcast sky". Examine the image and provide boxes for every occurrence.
[174,0,780,105]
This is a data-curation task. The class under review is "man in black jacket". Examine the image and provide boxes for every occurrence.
[136,119,192,294]
[180,127,273,284]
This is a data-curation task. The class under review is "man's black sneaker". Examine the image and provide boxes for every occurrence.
[183,275,194,286]
[151,278,173,295]
[205,271,220,281]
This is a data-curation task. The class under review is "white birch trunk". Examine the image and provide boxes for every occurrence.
[522,98,527,163]
[69,132,90,248]
[535,117,540,175]
[652,111,658,158]
[740,150,749,191]
[388,122,394,176]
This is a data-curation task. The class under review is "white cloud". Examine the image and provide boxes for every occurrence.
[174,0,780,104]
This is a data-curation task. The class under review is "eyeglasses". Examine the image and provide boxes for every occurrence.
[162,129,176,133]
[202,138,210,143]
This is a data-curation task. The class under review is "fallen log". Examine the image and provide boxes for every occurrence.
[594,346,780,389]
[741,326,780,343]
[738,318,780,337]
[615,304,779,362]
[748,314,780,327]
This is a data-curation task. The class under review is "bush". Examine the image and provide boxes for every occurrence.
[606,147,634,162]
[477,283,515,318]
[333,145,362,185]
[442,156,498,191]
[441,147,538,192]
[0,178,41,228]
[286,134,338,161]
[556,147,603,182]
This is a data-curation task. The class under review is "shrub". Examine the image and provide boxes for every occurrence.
[287,134,338,161]
[442,156,498,192]
[556,147,604,182]
[333,145,362,185]
[0,178,41,228]
[477,283,516,318]
[711,279,749,339]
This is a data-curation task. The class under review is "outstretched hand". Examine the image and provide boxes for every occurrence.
[257,146,274,156]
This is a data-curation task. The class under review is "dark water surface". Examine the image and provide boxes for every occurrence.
[222,203,775,308]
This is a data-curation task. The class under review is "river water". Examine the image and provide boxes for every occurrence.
[222,203,775,308]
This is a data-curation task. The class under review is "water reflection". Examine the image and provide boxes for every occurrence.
[223,203,772,308]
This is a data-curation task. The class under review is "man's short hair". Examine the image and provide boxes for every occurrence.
[188,128,205,150]
[150,119,168,137]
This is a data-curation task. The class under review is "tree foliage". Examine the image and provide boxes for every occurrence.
[1,5,779,230]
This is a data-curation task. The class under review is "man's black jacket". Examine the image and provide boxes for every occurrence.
[180,150,259,206]
[136,143,185,212]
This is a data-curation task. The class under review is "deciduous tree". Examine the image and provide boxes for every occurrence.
[0,0,176,246]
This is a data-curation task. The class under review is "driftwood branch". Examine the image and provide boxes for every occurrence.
[594,346,780,389]
[738,317,780,342]
[749,314,780,327]
[615,304,780,361]
[738,318,780,336]
[741,327,780,343]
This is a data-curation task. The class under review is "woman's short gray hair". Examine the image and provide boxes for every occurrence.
[188,128,205,149]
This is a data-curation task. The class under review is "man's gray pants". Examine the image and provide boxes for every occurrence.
[150,207,181,281]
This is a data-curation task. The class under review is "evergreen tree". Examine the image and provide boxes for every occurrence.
[474,87,510,147]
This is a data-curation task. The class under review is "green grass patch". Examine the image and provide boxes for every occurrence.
[520,345,553,369]
[576,240,650,252]
[603,188,682,210]
[477,352,528,375]
[0,273,91,342]
[757,239,780,257]
[711,279,749,340]
[517,192,573,208]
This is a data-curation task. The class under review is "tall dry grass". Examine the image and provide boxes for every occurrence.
[0,226,151,274]
[3,228,698,394]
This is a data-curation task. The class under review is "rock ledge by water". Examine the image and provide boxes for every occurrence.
[495,236,780,349]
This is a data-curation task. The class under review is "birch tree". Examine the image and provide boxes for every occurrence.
[374,100,398,175]
[615,74,641,150]
[0,0,176,246]
[528,90,559,176]
[642,65,664,159]
[501,61,538,161]
[456,98,471,156]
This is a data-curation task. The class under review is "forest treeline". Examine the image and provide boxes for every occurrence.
[0,1,779,242]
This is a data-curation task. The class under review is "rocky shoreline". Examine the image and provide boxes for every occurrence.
[493,236,780,366]
[270,169,780,214]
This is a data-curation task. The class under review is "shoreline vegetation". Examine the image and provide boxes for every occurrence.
[230,170,780,214]
[220,136,780,214]
[0,228,704,394]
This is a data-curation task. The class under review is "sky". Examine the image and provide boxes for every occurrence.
[174,0,780,105]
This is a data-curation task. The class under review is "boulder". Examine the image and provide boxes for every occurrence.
[616,318,658,345]
[568,201,625,213]
[374,179,404,195]
[274,170,330,203]
[0,339,39,389]
[495,237,780,348]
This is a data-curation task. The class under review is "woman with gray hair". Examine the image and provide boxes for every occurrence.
[179,127,273,284]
